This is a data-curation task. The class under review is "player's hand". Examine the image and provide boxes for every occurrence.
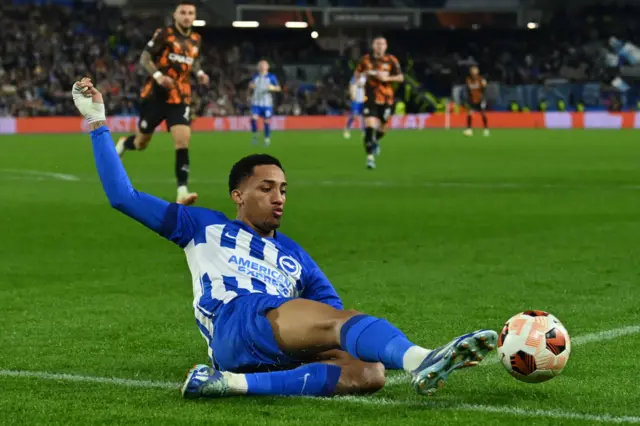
[72,78,106,123]
[155,74,175,88]
[198,72,210,86]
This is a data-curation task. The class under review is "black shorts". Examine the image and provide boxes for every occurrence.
[138,101,191,134]
[363,102,393,124]
[467,101,487,112]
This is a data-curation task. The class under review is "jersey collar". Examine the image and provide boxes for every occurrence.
[232,219,278,241]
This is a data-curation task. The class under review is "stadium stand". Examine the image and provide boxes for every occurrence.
[2,0,640,117]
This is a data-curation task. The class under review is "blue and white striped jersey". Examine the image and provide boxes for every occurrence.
[350,75,367,103]
[90,125,342,357]
[160,204,343,339]
[251,72,279,107]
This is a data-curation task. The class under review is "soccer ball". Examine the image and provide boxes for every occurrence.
[497,310,571,383]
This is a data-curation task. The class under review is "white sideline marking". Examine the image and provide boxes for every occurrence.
[0,370,175,389]
[385,324,640,387]
[0,370,638,424]
[0,168,79,181]
[330,396,640,424]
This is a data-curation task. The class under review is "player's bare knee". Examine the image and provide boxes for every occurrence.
[136,134,152,150]
[252,114,259,120]
[174,139,190,149]
[328,309,361,336]
[337,362,385,395]
[362,362,386,392]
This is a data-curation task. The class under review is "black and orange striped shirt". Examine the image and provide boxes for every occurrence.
[355,53,401,105]
[140,26,202,105]
[466,75,487,104]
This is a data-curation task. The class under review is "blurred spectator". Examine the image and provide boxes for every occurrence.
[3,1,640,116]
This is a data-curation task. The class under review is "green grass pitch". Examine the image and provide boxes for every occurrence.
[1,129,640,425]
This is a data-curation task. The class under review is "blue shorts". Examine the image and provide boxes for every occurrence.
[351,102,364,115]
[251,105,274,119]
[211,294,300,373]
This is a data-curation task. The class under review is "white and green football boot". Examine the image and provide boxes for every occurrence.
[411,329,498,396]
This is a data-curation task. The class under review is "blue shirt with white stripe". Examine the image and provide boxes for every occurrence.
[89,126,343,337]
[350,75,366,103]
[251,72,279,107]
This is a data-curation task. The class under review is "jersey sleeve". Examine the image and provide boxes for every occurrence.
[159,204,228,248]
[390,55,402,75]
[300,257,343,310]
[355,56,368,74]
[90,126,170,234]
[144,27,167,57]
[269,73,280,86]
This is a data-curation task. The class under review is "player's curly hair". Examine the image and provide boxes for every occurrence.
[228,154,285,194]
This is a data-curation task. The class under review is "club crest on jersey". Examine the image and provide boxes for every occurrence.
[278,255,302,280]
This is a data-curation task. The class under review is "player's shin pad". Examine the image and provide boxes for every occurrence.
[340,315,414,370]
[246,363,341,396]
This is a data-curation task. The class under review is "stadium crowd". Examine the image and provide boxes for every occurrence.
[1,0,639,117]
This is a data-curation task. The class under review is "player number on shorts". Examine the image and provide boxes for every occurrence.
[383,108,392,120]
[183,106,190,121]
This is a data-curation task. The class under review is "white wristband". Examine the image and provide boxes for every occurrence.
[153,71,163,80]
[197,70,205,77]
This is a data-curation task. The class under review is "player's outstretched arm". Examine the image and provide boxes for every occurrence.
[72,78,169,233]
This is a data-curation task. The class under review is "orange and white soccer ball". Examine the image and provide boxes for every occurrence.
[497,310,571,383]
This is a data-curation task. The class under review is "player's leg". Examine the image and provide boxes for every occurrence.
[344,103,357,139]
[480,103,490,136]
[374,105,392,157]
[182,295,380,399]
[363,104,380,169]
[167,103,197,205]
[250,106,260,144]
[263,107,273,146]
[183,350,385,399]
[464,104,474,136]
[169,124,197,205]
[267,298,497,396]
[116,101,159,157]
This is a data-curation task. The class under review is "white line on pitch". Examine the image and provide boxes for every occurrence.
[385,323,640,387]
[0,370,638,424]
[0,370,175,389]
[0,168,79,181]
[328,396,640,424]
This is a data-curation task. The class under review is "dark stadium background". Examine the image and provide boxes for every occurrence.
[3,0,640,118]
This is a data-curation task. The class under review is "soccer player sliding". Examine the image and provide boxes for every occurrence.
[72,78,497,399]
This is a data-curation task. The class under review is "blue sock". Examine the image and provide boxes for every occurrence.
[251,118,258,134]
[245,363,341,396]
[340,315,415,370]
[346,115,355,129]
[264,122,271,139]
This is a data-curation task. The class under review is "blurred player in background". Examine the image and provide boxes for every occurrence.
[343,74,367,139]
[73,77,498,402]
[116,1,210,205]
[250,60,281,146]
[464,66,489,137]
[355,36,403,169]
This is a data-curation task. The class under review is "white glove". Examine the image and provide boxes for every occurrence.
[72,79,106,123]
